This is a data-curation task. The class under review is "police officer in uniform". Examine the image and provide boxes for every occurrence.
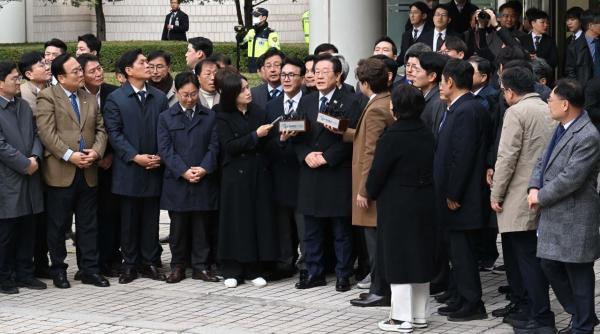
[238,7,281,73]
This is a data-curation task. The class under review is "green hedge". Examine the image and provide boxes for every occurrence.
[0,41,309,73]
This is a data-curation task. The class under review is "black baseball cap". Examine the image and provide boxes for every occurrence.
[252,7,269,17]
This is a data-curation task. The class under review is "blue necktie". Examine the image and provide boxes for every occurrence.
[286,99,294,115]
[138,91,146,105]
[269,89,280,100]
[438,108,448,133]
[319,96,328,113]
[593,39,600,77]
[541,125,566,179]
[70,93,85,151]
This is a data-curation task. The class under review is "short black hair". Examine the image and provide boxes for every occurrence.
[373,36,398,56]
[442,59,473,90]
[433,3,451,15]
[51,53,72,78]
[194,58,220,75]
[174,71,200,91]
[501,67,535,95]
[263,47,285,65]
[581,8,600,31]
[468,56,493,83]
[443,36,468,54]
[531,58,552,82]
[553,79,585,109]
[314,43,338,55]
[117,49,144,79]
[566,6,584,20]
[255,53,266,72]
[76,53,100,71]
[391,84,426,119]
[188,36,214,57]
[527,8,548,24]
[314,53,342,74]
[304,54,317,64]
[0,61,17,82]
[77,34,101,56]
[499,1,522,15]
[356,58,389,94]
[147,50,172,66]
[210,53,232,66]
[495,46,529,69]
[282,56,306,76]
[370,54,399,84]
[504,59,533,74]
[419,52,449,84]
[18,51,44,80]
[44,38,67,54]
[409,1,431,18]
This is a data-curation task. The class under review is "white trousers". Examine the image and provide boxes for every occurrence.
[390,282,430,323]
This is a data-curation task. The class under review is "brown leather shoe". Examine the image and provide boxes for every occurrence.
[192,269,220,282]
[166,267,186,284]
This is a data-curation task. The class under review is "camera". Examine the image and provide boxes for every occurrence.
[478,9,490,21]
[234,25,245,33]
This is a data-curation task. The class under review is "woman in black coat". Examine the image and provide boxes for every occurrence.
[215,72,278,288]
[366,85,436,333]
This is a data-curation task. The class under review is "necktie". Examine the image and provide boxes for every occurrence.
[438,108,448,133]
[170,12,177,25]
[286,99,294,115]
[138,91,146,105]
[185,108,194,120]
[436,32,444,51]
[594,39,600,77]
[541,124,566,178]
[534,35,541,51]
[413,29,418,41]
[319,96,329,113]
[70,93,85,151]
[269,89,280,100]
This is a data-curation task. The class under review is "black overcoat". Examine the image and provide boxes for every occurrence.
[366,119,435,284]
[215,103,278,263]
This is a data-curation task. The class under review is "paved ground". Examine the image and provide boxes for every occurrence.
[1,211,599,334]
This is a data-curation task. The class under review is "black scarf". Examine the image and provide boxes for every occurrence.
[149,74,173,95]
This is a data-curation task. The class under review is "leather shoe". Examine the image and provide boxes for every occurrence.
[192,269,219,282]
[557,321,571,334]
[435,290,453,303]
[0,281,18,294]
[298,269,308,281]
[16,278,47,290]
[447,303,488,322]
[503,310,530,327]
[438,302,463,316]
[359,292,370,299]
[350,293,390,307]
[81,273,110,287]
[295,275,326,289]
[52,272,71,289]
[498,284,512,294]
[335,277,351,292]
[74,270,82,281]
[492,302,517,318]
[139,265,166,281]
[118,268,138,284]
[513,320,557,334]
[166,267,186,283]
[101,265,121,278]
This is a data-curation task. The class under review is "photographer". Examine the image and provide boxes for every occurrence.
[464,9,503,62]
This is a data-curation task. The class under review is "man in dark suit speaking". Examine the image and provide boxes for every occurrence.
[161,0,189,41]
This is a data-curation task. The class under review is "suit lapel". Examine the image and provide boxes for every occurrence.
[78,91,90,130]
[55,85,80,125]
[355,92,390,136]
[545,118,588,171]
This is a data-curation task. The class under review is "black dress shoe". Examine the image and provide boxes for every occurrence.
[298,269,308,281]
[513,320,557,334]
[350,293,390,307]
[438,302,463,316]
[74,270,82,281]
[52,272,71,289]
[16,278,47,290]
[503,310,530,327]
[447,303,488,322]
[295,275,326,289]
[81,273,110,287]
[101,265,121,278]
[492,302,517,318]
[159,235,170,244]
[139,265,166,281]
[335,277,351,292]
[192,269,219,282]
[435,290,453,303]
[0,281,18,294]
[557,322,571,334]
[359,292,370,299]
[498,284,512,294]
[118,268,138,284]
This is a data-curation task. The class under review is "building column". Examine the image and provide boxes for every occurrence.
[309,0,385,86]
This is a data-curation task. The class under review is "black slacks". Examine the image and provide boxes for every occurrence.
[97,170,121,270]
[364,226,390,296]
[120,196,161,269]
[168,210,217,271]
[503,231,554,327]
[274,205,304,269]
[33,212,49,275]
[541,259,598,333]
[0,215,35,282]
[46,170,100,275]
[303,215,353,279]
[448,229,483,307]
[475,226,499,268]
[501,233,527,306]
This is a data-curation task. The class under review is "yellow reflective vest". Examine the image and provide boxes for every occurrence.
[302,11,310,44]
[242,25,280,58]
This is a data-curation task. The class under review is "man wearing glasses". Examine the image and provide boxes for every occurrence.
[251,48,284,110]
[148,50,177,107]
[421,4,462,53]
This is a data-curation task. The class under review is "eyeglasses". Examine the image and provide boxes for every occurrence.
[434,13,449,17]
[264,63,282,69]
[148,64,167,71]
[314,70,332,77]
[280,73,301,80]
[179,91,198,99]
[6,75,23,83]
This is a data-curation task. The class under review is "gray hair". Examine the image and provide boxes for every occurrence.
[404,42,432,65]
[332,53,350,83]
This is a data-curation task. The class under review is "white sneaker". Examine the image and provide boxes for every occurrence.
[224,278,238,288]
[247,277,267,287]
[377,319,413,333]
[357,273,371,289]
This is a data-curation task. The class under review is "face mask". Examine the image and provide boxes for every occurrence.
[252,17,261,25]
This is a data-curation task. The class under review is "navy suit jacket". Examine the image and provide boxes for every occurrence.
[157,102,219,211]
[518,33,558,69]
[103,83,169,197]
[433,93,490,230]
[251,83,272,111]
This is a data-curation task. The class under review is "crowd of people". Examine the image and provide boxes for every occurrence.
[1,0,600,333]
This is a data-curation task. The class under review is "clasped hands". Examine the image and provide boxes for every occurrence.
[182,166,207,183]
[305,151,327,168]
[69,149,100,169]
[133,154,161,170]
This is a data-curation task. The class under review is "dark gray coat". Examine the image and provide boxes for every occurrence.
[529,111,600,263]
[0,97,44,219]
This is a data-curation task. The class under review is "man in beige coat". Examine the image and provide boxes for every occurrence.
[490,67,556,333]
[328,57,395,306]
